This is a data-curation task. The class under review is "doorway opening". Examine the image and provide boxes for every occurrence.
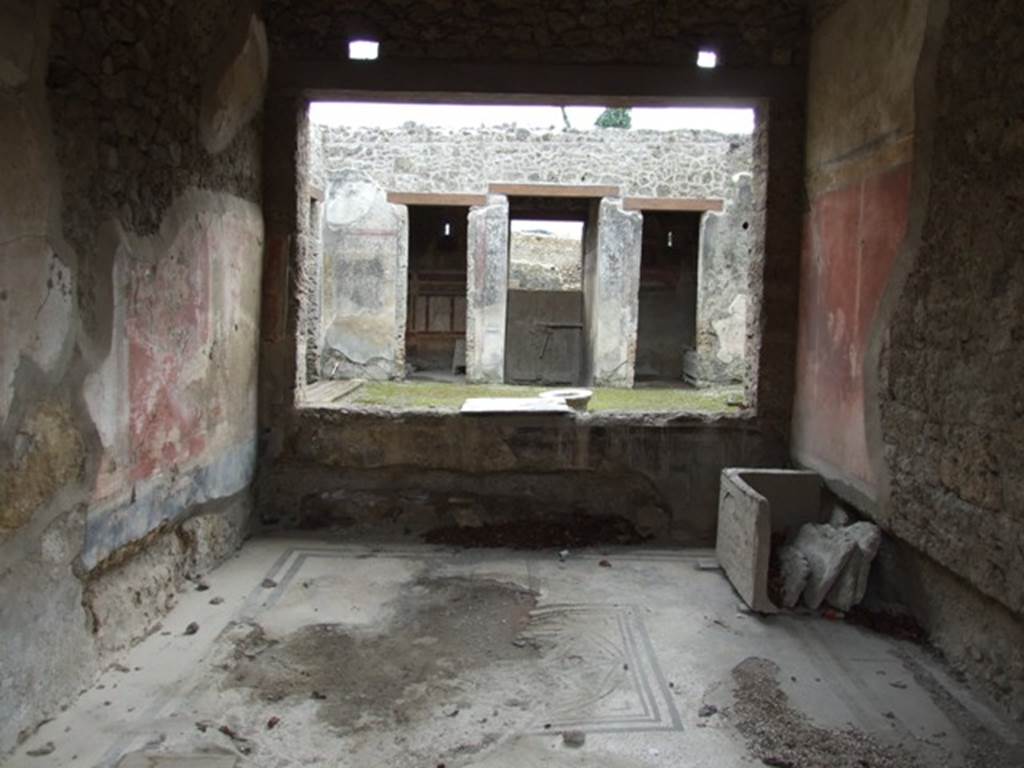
[635,211,702,385]
[405,205,470,380]
[505,195,587,385]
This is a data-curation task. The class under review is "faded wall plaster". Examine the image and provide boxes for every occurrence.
[792,0,927,503]
[690,172,757,385]
[585,199,642,387]
[320,172,408,380]
[0,0,265,753]
[465,195,510,383]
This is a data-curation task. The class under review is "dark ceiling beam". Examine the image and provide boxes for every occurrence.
[273,59,799,105]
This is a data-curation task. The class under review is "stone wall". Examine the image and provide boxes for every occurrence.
[320,124,752,201]
[876,0,1024,716]
[0,0,265,752]
[508,232,582,292]
[690,172,758,385]
[264,409,787,546]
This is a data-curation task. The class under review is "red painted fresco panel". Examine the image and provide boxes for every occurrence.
[793,164,912,492]
[127,223,211,481]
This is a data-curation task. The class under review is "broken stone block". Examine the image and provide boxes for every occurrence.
[790,523,858,610]
[777,545,810,609]
[826,522,881,612]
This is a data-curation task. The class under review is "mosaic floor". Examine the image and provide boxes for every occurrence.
[10,537,1022,767]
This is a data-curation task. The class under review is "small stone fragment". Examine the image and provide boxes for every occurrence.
[776,545,809,609]
[209,596,225,605]
[26,742,55,757]
[217,724,253,754]
[183,621,199,635]
[825,522,881,612]
[598,559,612,568]
[789,523,857,609]
[261,578,278,588]
[562,730,586,747]
[698,704,718,718]
[266,716,280,730]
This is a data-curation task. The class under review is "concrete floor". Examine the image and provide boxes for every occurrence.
[10,537,1022,767]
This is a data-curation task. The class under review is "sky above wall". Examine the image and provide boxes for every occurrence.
[309,103,755,133]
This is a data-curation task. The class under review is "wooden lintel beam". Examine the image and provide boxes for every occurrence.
[387,192,489,207]
[623,197,725,212]
[489,183,620,198]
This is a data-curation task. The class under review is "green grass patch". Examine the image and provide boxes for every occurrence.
[346,380,743,413]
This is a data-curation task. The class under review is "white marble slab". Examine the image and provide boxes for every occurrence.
[459,397,574,415]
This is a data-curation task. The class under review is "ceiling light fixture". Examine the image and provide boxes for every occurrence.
[697,50,718,69]
[349,40,379,60]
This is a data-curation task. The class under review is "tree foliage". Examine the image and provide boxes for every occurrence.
[594,107,632,129]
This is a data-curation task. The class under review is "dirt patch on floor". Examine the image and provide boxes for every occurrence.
[224,577,538,731]
[730,657,922,768]
[424,514,647,549]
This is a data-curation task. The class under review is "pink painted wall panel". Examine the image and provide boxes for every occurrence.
[127,225,211,482]
[792,164,912,495]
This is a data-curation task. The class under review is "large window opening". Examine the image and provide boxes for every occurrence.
[300,102,761,413]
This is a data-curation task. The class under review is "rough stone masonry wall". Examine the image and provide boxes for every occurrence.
[264,409,787,546]
[320,124,752,200]
[509,232,582,292]
[877,0,1024,717]
[0,0,265,753]
[263,0,806,67]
